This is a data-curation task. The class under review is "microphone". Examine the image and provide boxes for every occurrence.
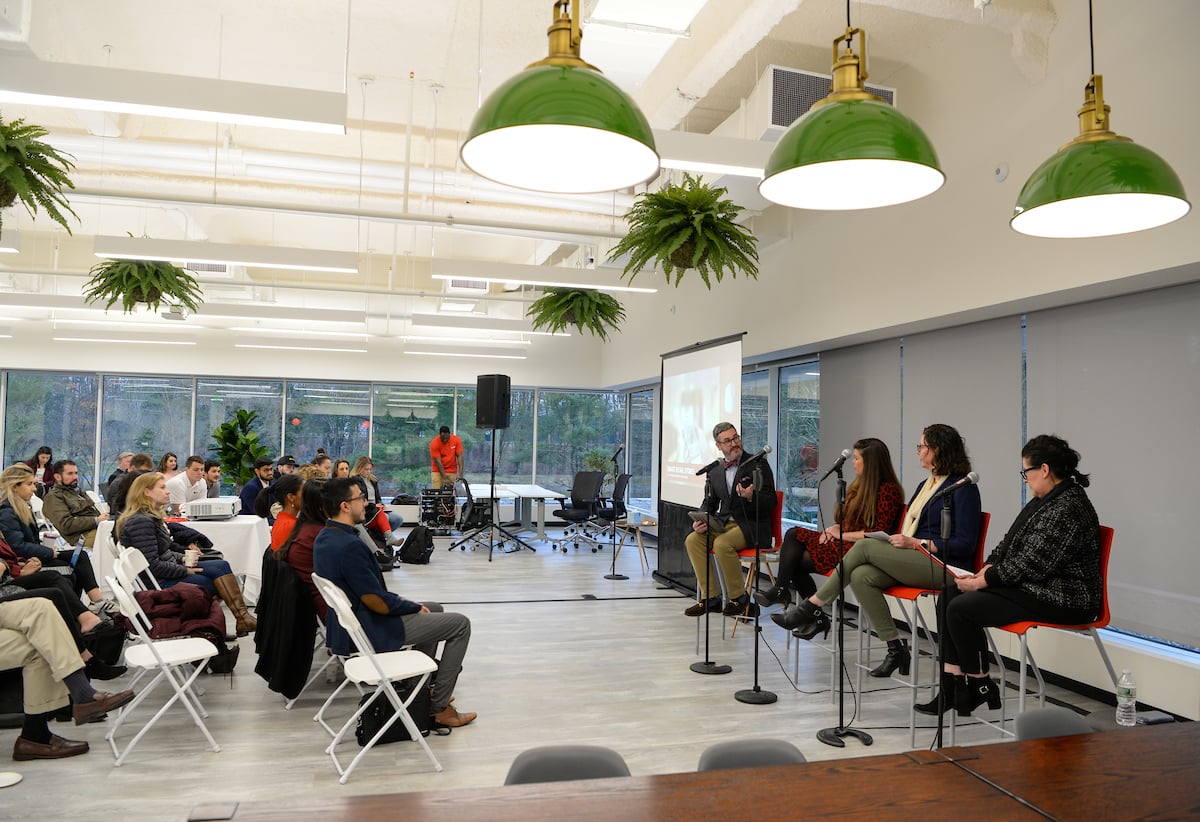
[740,445,772,466]
[609,445,624,462]
[930,471,980,501]
[819,448,852,481]
[695,459,721,476]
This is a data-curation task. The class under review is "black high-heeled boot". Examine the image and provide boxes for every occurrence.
[914,671,958,716]
[754,584,790,608]
[954,675,1002,716]
[770,600,830,640]
[870,638,911,678]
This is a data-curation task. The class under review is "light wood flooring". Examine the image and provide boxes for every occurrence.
[1,530,1107,820]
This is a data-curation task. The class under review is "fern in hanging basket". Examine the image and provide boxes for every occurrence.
[0,115,78,234]
[526,288,626,342]
[83,256,204,314]
[607,173,759,289]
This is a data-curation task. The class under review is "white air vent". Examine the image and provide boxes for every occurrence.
[183,261,235,279]
[444,278,488,295]
[767,65,895,131]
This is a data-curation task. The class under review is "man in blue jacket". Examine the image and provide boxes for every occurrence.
[239,457,275,515]
[313,477,476,728]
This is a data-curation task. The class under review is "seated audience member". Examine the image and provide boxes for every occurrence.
[918,434,1101,717]
[758,437,904,607]
[204,460,222,498]
[0,597,135,760]
[24,446,55,495]
[296,464,325,482]
[108,468,150,519]
[106,451,133,491]
[332,459,351,479]
[775,424,982,680]
[40,460,110,549]
[116,472,257,636]
[0,553,127,680]
[313,477,476,727]
[165,455,208,507]
[157,452,181,482]
[278,478,327,619]
[259,474,303,551]
[311,450,332,477]
[240,457,275,515]
[0,464,117,615]
[129,453,154,472]
[272,455,298,482]
[352,456,404,531]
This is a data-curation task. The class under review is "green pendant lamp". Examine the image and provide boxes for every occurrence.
[759,26,944,210]
[460,0,659,194]
[1011,4,1188,238]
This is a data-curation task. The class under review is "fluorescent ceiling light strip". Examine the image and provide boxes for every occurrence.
[0,55,346,134]
[432,273,653,294]
[53,318,208,330]
[411,313,569,336]
[52,337,196,346]
[0,229,20,253]
[653,129,770,180]
[229,326,368,338]
[400,334,531,346]
[235,344,367,353]
[94,236,360,274]
[404,350,527,360]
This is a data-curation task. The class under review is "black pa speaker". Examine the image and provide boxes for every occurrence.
[476,374,511,430]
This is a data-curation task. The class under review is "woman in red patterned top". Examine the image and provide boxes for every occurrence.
[757,437,904,606]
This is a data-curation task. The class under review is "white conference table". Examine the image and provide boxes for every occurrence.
[502,484,567,540]
[94,514,271,601]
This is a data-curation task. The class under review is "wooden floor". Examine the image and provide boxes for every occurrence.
[1,531,1107,820]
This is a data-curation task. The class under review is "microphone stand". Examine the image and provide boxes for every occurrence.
[817,465,873,748]
[691,471,730,676]
[604,451,628,581]
[736,460,776,704]
[933,493,955,748]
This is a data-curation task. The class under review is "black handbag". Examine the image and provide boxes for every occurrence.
[354,677,447,746]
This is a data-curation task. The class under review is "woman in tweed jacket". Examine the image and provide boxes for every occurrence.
[917,434,1101,718]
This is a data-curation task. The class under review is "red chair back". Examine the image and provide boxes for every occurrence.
[1001,524,1114,633]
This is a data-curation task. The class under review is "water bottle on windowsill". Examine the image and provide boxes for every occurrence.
[1115,668,1137,727]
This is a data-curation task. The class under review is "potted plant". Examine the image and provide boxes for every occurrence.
[0,115,77,233]
[83,255,204,314]
[607,173,759,289]
[526,287,626,341]
[210,409,270,489]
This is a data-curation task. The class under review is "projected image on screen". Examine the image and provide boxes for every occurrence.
[660,336,743,508]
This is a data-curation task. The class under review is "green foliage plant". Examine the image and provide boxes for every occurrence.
[210,409,270,488]
[84,255,204,314]
[0,115,77,233]
[607,173,759,289]
[526,287,625,341]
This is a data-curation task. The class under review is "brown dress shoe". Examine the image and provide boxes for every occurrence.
[74,689,136,726]
[13,734,90,761]
[432,704,477,728]
[684,596,723,617]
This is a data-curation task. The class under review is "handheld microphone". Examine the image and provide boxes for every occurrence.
[609,445,624,462]
[695,459,721,476]
[930,471,980,501]
[819,448,852,481]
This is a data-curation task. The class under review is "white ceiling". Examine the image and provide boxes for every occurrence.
[0,0,1065,358]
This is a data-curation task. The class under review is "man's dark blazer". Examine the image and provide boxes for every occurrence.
[699,451,777,546]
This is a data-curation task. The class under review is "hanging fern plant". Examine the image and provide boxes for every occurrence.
[526,288,626,342]
[0,115,77,234]
[607,173,759,289]
[83,256,204,314]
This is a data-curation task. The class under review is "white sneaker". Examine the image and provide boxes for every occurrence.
[88,598,120,617]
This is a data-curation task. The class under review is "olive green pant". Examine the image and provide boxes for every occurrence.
[814,538,951,642]
[685,521,748,601]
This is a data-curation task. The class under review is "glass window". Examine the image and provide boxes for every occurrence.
[196,379,284,456]
[370,385,458,497]
[535,391,627,493]
[4,372,99,488]
[486,389,535,485]
[627,388,654,507]
[741,370,769,452]
[284,381,371,466]
[778,363,821,523]
[100,375,193,478]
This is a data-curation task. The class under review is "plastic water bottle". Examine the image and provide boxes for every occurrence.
[1115,668,1137,727]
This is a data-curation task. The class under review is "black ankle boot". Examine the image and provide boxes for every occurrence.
[870,638,911,678]
[914,671,958,716]
[955,675,1002,716]
[754,584,790,608]
[770,600,830,640]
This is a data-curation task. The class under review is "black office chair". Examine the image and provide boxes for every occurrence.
[551,470,605,552]
[594,472,631,543]
[504,744,630,785]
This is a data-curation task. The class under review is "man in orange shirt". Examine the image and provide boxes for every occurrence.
[429,426,463,489]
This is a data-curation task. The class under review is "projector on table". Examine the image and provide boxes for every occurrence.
[185,497,240,521]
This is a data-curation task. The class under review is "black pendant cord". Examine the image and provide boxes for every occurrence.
[736,460,776,704]
[1088,0,1095,76]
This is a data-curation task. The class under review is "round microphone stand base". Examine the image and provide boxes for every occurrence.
[690,660,732,675]
[603,573,629,580]
[817,726,874,749]
[735,686,777,704]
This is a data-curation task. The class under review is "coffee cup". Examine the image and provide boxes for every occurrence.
[183,548,201,567]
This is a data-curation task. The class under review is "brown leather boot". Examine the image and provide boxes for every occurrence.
[212,574,257,636]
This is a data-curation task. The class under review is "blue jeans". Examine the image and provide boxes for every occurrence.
[159,559,233,595]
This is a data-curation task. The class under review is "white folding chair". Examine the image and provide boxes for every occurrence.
[112,550,202,697]
[103,574,220,766]
[310,573,442,783]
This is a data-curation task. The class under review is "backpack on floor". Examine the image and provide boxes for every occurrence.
[355,677,448,745]
[398,525,435,565]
